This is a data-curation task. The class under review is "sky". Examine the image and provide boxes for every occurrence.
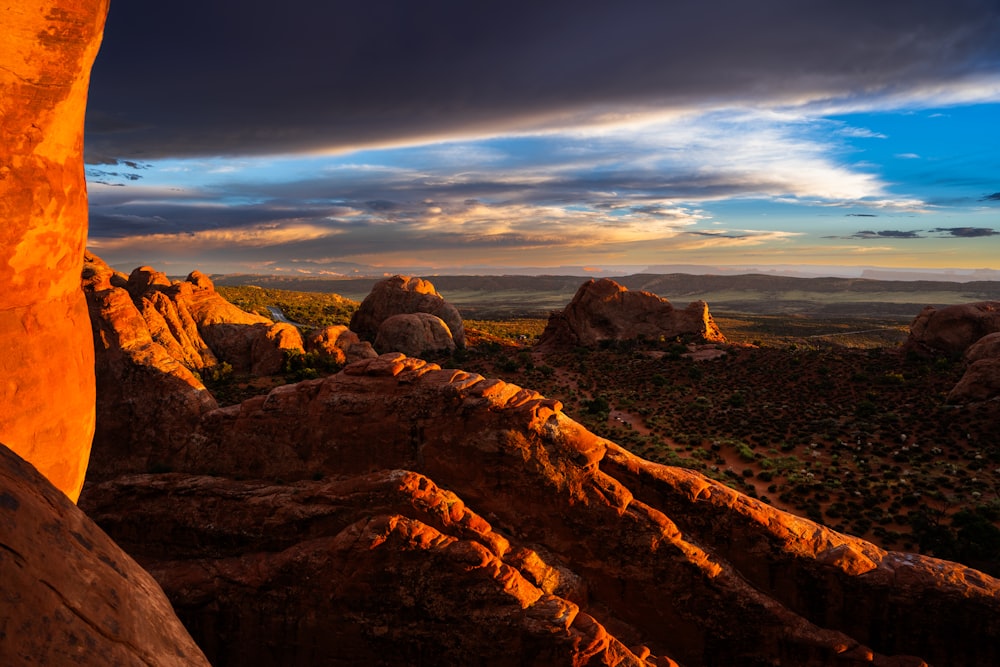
[84,0,1000,278]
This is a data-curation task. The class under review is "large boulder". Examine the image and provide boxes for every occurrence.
[374,312,456,356]
[81,353,1000,667]
[306,324,377,365]
[905,301,1000,358]
[947,332,1000,404]
[538,278,725,349]
[0,442,209,666]
[350,275,465,348]
[0,0,109,502]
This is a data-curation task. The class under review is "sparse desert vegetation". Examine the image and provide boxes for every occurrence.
[455,317,1000,576]
[211,281,1000,576]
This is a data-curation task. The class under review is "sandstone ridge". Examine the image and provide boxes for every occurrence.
[538,278,725,349]
[82,351,1000,667]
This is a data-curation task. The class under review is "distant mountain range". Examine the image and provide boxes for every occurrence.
[213,272,1000,319]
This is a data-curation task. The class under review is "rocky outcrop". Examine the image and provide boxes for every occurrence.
[905,302,1000,403]
[0,0,110,502]
[905,301,1000,358]
[947,331,1000,403]
[83,256,219,479]
[83,255,306,376]
[350,275,465,348]
[538,279,725,349]
[305,325,377,365]
[81,353,1000,667]
[374,312,457,356]
[0,442,209,666]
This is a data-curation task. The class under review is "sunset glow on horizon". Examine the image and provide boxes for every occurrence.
[84,1,1000,277]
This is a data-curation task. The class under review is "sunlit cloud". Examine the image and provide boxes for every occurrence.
[90,223,335,251]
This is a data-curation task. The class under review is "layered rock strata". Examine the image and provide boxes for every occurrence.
[82,353,1000,667]
[0,0,109,501]
[538,279,725,349]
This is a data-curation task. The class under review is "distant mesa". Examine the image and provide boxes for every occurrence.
[537,278,726,349]
[350,275,466,350]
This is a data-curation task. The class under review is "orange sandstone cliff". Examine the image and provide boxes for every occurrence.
[0,0,109,501]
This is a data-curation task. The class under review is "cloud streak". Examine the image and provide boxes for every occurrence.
[85,0,1000,161]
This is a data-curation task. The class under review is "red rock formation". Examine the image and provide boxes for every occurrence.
[948,331,1000,403]
[81,353,999,666]
[350,274,466,348]
[905,302,1000,403]
[905,301,1000,357]
[83,257,218,480]
[0,442,209,665]
[305,324,377,364]
[374,312,457,356]
[538,279,725,349]
[0,0,109,502]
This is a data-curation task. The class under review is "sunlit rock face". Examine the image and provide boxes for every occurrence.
[374,311,457,356]
[350,274,466,348]
[0,442,210,666]
[81,353,1000,666]
[0,0,110,501]
[538,278,726,349]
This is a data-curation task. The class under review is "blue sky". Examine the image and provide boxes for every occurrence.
[84,1,1000,277]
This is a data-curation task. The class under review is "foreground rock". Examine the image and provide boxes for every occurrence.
[0,0,110,502]
[0,443,209,666]
[538,279,725,349]
[350,275,465,349]
[82,353,1000,667]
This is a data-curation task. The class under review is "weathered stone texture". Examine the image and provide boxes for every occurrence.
[0,0,110,501]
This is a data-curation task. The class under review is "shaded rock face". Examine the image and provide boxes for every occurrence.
[906,302,1000,403]
[374,312,456,356]
[0,442,209,666]
[81,353,1000,667]
[350,274,466,348]
[906,301,1000,358]
[0,0,110,502]
[948,331,1000,403]
[305,324,377,365]
[538,279,725,349]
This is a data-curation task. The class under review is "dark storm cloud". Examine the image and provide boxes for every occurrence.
[929,227,999,237]
[85,0,1000,161]
[983,192,1000,201]
[850,230,925,239]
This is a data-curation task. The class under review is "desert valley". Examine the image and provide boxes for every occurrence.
[4,2,1000,666]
